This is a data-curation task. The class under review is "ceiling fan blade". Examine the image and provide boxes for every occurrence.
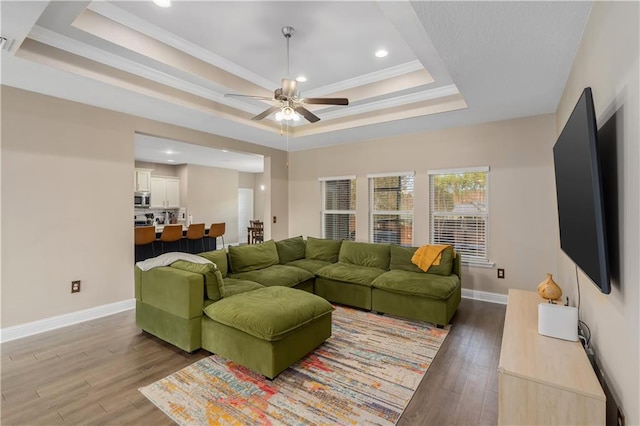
[294,106,321,123]
[225,93,273,101]
[304,97,349,105]
[281,78,298,98]
[252,105,281,120]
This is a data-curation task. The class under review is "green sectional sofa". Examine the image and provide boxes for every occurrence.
[134,236,461,376]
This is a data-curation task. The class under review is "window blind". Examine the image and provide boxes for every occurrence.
[321,177,356,241]
[368,173,414,246]
[429,168,489,263]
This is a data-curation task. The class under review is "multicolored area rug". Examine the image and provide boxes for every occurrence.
[139,306,449,425]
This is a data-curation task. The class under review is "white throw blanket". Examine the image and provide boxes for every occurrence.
[135,252,214,271]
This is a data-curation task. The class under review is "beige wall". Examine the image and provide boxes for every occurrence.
[184,164,239,244]
[134,160,179,178]
[238,172,255,189]
[555,2,639,423]
[1,88,135,327]
[289,114,559,295]
[1,86,288,328]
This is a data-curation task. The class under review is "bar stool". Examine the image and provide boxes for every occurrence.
[185,223,206,253]
[159,224,183,254]
[208,223,226,250]
[134,226,156,262]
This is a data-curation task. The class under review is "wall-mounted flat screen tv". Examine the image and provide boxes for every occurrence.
[553,87,611,294]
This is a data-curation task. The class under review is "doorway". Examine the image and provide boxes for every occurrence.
[238,188,254,245]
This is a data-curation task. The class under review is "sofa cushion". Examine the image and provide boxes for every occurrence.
[390,245,454,276]
[305,237,342,263]
[222,278,264,298]
[276,236,306,264]
[372,270,460,299]
[170,261,222,302]
[228,240,279,273]
[229,264,315,288]
[198,250,229,277]
[286,258,332,274]
[338,241,391,270]
[203,287,333,341]
[170,260,214,274]
[316,262,386,287]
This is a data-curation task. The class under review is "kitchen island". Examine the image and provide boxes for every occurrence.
[134,225,216,262]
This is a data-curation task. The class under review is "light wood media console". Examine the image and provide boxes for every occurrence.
[498,289,605,425]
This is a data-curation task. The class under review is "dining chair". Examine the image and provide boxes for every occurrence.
[249,220,264,244]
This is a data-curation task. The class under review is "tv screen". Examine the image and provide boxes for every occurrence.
[553,87,610,294]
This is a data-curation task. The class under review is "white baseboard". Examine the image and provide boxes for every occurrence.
[0,298,135,343]
[462,288,508,305]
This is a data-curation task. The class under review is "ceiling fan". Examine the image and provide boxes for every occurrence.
[224,26,349,123]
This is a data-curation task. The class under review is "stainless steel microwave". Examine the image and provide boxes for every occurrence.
[134,192,151,208]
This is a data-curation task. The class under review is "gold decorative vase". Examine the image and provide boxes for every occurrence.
[537,273,562,302]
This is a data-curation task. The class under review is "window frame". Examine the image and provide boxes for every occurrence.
[428,166,494,267]
[319,175,357,241]
[367,171,415,246]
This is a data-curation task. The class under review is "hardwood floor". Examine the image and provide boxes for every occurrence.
[1,298,506,425]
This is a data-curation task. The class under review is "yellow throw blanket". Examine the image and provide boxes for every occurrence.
[411,244,451,272]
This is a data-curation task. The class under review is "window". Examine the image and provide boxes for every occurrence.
[368,172,414,246]
[429,167,490,265]
[320,176,356,241]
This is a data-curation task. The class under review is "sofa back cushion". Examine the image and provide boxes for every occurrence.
[305,237,342,263]
[389,245,454,276]
[170,260,223,301]
[338,241,390,270]
[228,240,280,273]
[198,250,228,277]
[276,236,306,264]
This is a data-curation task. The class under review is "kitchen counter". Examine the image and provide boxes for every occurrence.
[134,224,216,262]
[154,224,187,233]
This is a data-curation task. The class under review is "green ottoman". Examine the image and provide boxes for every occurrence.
[201,286,333,379]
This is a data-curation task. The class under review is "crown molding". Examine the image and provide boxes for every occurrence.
[87,1,278,91]
[27,26,264,116]
[318,84,460,120]
[303,60,426,98]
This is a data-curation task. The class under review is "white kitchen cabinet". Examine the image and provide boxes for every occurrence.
[150,177,180,208]
[134,168,152,192]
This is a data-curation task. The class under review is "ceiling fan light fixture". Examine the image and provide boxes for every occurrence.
[275,106,299,122]
[282,106,295,120]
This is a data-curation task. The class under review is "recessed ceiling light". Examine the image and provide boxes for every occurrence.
[222,149,229,153]
[375,49,388,58]
[153,0,171,7]
[167,159,175,163]
[296,76,307,82]
[164,149,174,155]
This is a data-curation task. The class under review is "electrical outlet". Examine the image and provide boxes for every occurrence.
[273,216,277,224]
[497,268,505,279]
[71,280,81,293]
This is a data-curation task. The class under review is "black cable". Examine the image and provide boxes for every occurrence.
[575,264,581,311]
[579,320,591,346]
[575,265,593,347]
